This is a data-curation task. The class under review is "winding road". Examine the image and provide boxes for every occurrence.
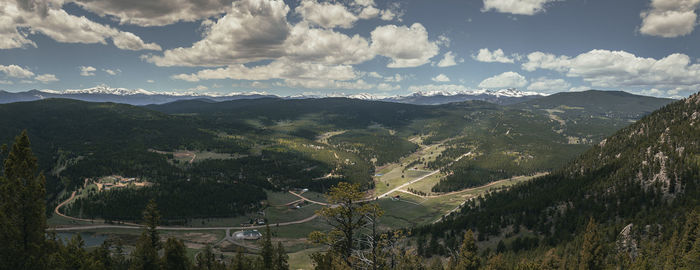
[51,191,324,232]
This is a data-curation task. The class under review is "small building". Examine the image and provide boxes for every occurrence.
[236,230,262,240]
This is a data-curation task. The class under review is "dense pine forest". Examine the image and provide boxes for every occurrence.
[412,93,700,268]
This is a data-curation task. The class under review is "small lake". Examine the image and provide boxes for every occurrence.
[56,232,108,247]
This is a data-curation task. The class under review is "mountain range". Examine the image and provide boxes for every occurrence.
[0,85,545,106]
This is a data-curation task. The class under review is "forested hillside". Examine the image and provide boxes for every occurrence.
[414,93,700,268]
[0,91,673,221]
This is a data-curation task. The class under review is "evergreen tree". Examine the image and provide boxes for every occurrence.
[451,230,480,270]
[261,224,274,269]
[0,131,47,269]
[195,244,225,270]
[131,200,162,270]
[162,237,191,270]
[310,182,381,265]
[578,218,604,270]
[231,247,250,270]
[274,241,289,270]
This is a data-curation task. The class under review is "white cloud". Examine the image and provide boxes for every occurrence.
[146,0,291,67]
[72,0,232,27]
[379,3,404,21]
[296,0,358,29]
[473,48,516,63]
[80,66,96,76]
[0,0,161,50]
[437,51,463,67]
[522,49,700,95]
[527,77,571,92]
[432,74,451,82]
[0,64,35,78]
[0,80,13,84]
[482,0,558,15]
[368,72,383,79]
[35,74,59,83]
[640,0,700,38]
[171,59,358,82]
[284,23,374,65]
[384,74,405,82]
[188,85,209,91]
[358,6,380,19]
[103,68,121,75]
[407,84,473,92]
[147,79,155,83]
[370,23,439,68]
[568,86,590,92]
[478,71,528,88]
[521,51,570,72]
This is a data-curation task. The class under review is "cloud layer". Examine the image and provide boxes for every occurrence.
[640,0,700,38]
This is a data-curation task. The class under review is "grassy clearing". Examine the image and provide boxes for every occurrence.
[266,190,300,206]
[405,172,445,194]
[266,204,321,224]
[288,247,322,270]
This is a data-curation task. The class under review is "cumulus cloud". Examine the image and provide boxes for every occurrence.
[296,0,358,29]
[284,23,374,65]
[406,84,473,93]
[148,0,434,89]
[639,0,700,38]
[437,51,463,67]
[0,0,161,50]
[146,0,290,67]
[370,23,439,68]
[80,66,96,76]
[379,3,404,21]
[527,77,571,92]
[35,74,59,83]
[522,49,700,97]
[188,85,209,91]
[171,59,359,82]
[568,86,591,92]
[478,71,528,88]
[521,51,570,72]
[473,48,517,63]
[73,0,232,27]
[432,74,451,82]
[482,0,558,15]
[103,68,121,75]
[0,64,35,78]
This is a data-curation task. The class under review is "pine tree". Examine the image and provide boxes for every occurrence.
[0,131,47,269]
[131,200,162,270]
[579,218,604,270]
[162,237,191,270]
[261,224,274,269]
[274,241,289,270]
[232,247,249,270]
[452,230,480,270]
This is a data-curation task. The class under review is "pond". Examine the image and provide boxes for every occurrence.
[56,232,108,247]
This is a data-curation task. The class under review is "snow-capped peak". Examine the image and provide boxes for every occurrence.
[409,88,544,98]
[44,85,155,96]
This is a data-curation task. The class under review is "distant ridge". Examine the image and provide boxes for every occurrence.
[0,86,544,106]
[0,86,676,107]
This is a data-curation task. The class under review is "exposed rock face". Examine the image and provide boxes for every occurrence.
[616,223,638,259]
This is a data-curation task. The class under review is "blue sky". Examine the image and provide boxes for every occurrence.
[1,0,699,98]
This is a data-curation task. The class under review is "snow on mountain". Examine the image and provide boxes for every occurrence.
[408,88,544,98]
[2,85,546,106]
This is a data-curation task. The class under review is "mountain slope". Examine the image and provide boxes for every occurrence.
[416,92,700,265]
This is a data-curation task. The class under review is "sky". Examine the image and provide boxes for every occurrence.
[1,0,700,98]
